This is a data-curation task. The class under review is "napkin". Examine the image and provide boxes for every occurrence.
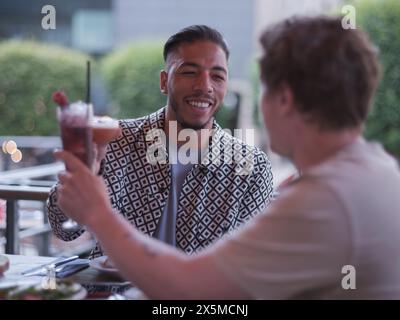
[56,259,89,278]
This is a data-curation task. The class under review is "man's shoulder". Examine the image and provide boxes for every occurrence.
[218,129,271,164]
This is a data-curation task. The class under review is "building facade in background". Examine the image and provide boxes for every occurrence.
[0,0,342,79]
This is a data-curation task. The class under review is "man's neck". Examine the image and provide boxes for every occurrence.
[291,126,362,171]
[164,107,213,149]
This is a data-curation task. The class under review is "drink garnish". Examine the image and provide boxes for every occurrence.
[52,90,69,108]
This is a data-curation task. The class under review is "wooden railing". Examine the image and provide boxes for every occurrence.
[0,184,51,254]
[0,136,60,254]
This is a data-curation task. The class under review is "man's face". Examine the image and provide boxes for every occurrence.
[160,41,228,130]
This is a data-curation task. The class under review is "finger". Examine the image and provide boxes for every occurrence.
[91,145,99,174]
[93,144,99,160]
[57,171,71,185]
[57,184,74,209]
[56,184,66,203]
[53,150,86,173]
[97,145,107,161]
[115,127,122,140]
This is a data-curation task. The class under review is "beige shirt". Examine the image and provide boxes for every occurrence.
[212,138,400,299]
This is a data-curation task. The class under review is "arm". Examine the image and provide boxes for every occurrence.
[55,150,250,299]
[89,210,250,299]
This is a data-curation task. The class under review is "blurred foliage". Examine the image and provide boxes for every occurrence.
[215,89,240,130]
[0,40,91,135]
[101,42,166,119]
[214,104,233,130]
[250,61,262,128]
[345,0,400,158]
[0,39,242,137]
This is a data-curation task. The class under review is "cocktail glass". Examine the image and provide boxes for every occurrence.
[91,116,121,146]
[57,101,93,231]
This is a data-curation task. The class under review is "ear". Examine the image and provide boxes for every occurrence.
[160,70,168,95]
[278,84,296,117]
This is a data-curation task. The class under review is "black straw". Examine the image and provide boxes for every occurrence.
[85,60,91,104]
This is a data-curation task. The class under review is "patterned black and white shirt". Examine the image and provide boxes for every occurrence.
[46,107,274,257]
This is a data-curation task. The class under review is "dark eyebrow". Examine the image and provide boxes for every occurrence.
[179,62,227,75]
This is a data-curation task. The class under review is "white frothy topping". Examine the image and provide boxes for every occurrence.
[91,116,119,128]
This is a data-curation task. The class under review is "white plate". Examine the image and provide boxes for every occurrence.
[89,256,120,275]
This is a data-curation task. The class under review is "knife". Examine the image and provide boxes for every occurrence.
[22,255,79,276]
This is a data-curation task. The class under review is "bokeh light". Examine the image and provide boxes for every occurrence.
[5,140,17,154]
[2,140,8,154]
[11,149,22,163]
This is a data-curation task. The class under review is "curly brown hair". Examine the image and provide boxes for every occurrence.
[259,16,381,130]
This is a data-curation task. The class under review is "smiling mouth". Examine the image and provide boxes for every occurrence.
[186,99,213,109]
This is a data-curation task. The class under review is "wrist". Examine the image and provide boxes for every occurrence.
[85,204,115,231]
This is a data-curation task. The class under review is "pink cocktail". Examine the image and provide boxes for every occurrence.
[57,102,93,167]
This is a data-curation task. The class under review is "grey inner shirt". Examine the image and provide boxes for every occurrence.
[153,143,196,246]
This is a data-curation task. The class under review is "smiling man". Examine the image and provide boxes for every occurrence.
[47,25,274,258]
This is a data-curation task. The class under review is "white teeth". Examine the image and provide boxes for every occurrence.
[188,100,210,108]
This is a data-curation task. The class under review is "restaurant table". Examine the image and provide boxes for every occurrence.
[1,254,141,299]
[1,254,53,285]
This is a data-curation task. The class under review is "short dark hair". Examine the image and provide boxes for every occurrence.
[259,16,381,130]
[163,25,230,62]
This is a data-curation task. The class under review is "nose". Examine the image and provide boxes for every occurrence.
[193,72,213,94]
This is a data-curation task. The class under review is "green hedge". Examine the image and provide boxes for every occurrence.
[349,0,400,158]
[101,42,166,119]
[250,61,263,129]
[0,41,91,136]
[0,39,239,137]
